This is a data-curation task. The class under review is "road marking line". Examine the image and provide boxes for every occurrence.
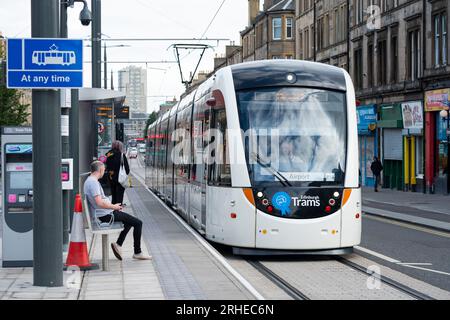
[356,246,450,277]
[401,265,450,276]
[355,246,400,263]
[396,263,433,266]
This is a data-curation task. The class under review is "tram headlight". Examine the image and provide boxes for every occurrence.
[286,73,297,83]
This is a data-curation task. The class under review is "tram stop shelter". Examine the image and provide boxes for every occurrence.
[79,88,127,193]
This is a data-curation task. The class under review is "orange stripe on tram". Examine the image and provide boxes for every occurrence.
[342,189,352,207]
[243,188,255,206]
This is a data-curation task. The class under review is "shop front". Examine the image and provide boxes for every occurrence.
[378,104,403,190]
[425,88,450,194]
[356,105,378,187]
[401,101,424,192]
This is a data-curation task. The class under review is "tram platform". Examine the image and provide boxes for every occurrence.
[0,175,256,300]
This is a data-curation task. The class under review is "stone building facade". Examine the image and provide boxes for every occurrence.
[295,0,349,69]
[242,0,296,62]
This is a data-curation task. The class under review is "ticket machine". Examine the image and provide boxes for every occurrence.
[1,127,33,267]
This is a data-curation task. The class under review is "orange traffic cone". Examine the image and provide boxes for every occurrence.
[64,194,99,271]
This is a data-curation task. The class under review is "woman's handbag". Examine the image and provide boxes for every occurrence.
[118,153,129,189]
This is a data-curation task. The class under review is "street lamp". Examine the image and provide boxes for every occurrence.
[439,108,450,194]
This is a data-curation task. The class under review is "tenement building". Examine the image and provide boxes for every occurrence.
[242,0,296,62]
[295,0,349,69]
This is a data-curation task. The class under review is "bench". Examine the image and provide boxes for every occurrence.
[83,197,124,271]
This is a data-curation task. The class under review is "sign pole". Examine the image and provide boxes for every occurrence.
[60,1,70,252]
[31,0,63,287]
[92,0,101,88]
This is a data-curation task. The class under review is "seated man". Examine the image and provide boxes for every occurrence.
[84,160,151,261]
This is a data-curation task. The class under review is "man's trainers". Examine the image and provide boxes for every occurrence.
[111,243,122,261]
[132,253,152,260]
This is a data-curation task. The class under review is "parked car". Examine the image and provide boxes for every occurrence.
[139,146,146,153]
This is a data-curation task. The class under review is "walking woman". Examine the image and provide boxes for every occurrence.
[106,141,130,204]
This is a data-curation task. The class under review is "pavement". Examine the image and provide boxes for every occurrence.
[362,187,450,231]
[0,192,164,300]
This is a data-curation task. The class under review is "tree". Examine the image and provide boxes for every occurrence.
[0,45,30,126]
[143,111,158,137]
[0,88,30,127]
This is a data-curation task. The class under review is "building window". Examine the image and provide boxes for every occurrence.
[298,31,304,59]
[341,5,347,42]
[377,39,387,85]
[286,18,293,39]
[434,13,448,67]
[355,0,364,25]
[408,29,421,80]
[317,16,323,50]
[354,48,363,89]
[305,28,310,58]
[272,18,282,40]
[390,35,398,83]
[367,42,373,87]
[334,9,339,44]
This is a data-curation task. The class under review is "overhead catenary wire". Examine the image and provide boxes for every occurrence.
[172,0,228,87]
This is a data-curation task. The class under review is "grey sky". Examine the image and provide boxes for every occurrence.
[0,0,249,113]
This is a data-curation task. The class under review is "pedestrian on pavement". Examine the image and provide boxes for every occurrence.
[84,160,151,261]
[106,141,130,205]
[370,156,383,192]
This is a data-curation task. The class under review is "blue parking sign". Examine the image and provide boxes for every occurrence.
[7,38,83,89]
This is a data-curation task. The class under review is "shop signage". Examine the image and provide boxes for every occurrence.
[356,105,377,134]
[401,101,423,129]
[425,89,450,112]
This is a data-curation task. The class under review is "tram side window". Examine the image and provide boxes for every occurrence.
[161,120,169,172]
[209,90,231,186]
[166,115,177,176]
[147,127,155,166]
[174,106,192,179]
[155,124,162,170]
[191,96,210,182]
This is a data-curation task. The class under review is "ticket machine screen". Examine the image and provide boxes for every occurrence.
[10,171,33,189]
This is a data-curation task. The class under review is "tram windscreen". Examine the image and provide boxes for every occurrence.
[237,87,347,187]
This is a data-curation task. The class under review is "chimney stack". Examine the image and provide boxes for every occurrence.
[248,0,260,26]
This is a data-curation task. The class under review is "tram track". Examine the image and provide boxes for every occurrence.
[247,260,310,300]
[246,256,435,300]
[335,257,434,300]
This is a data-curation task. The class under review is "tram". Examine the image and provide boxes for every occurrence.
[145,60,361,255]
[32,50,76,66]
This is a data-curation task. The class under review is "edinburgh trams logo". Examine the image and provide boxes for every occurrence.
[272,193,321,215]
[272,192,291,216]
[293,195,321,207]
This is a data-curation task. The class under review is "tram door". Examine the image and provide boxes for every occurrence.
[190,94,211,232]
